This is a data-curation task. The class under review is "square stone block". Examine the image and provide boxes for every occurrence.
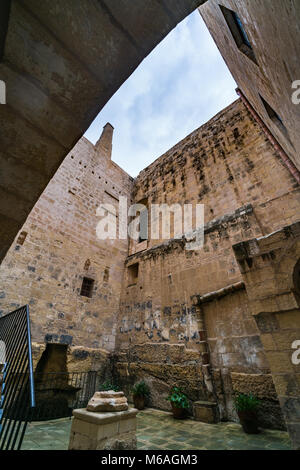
[69,407,138,450]
[193,401,219,424]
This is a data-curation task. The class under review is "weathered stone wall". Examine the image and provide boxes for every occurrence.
[0,124,134,368]
[119,208,260,351]
[31,342,112,379]
[199,0,300,171]
[233,222,300,448]
[113,343,206,412]
[115,100,299,427]
[0,98,298,431]
[0,0,205,262]
[129,99,298,257]
[203,289,285,429]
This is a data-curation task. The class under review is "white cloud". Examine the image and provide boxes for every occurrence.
[85,10,237,177]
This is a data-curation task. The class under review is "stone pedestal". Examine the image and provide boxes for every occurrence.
[68,407,138,450]
[86,390,128,412]
[193,401,219,424]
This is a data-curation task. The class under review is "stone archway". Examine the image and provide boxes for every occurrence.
[0,0,206,262]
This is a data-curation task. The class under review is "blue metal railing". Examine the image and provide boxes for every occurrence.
[0,305,35,450]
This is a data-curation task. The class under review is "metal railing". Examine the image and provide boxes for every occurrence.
[0,305,35,450]
[32,371,101,421]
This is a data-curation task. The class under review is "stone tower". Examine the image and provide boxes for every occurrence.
[95,123,114,159]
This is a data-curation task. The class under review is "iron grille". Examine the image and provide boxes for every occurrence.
[0,305,35,450]
[32,371,101,421]
[80,277,94,298]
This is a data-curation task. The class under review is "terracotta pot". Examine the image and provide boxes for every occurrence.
[133,394,145,410]
[171,404,186,419]
[237,410,259,434]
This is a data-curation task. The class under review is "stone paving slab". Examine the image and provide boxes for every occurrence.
[22,408,292,451]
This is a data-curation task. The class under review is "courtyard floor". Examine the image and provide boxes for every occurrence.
[22,408,291,451]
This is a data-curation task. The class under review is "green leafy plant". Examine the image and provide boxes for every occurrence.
[99,380,120,392]
[132,381,150,397]
[234,393,260,412]
[166,387,189,409]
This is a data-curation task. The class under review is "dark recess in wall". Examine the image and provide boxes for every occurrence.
[0,0,11,61]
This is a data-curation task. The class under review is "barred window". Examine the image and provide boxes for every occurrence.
[80,277,94,298]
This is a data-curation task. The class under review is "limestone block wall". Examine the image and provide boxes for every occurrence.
[115,214,284,426]
[118,209,261,351]
[233,222,300,448]
[199,0,300,171]
[0,94,298,432]
[0,0,206,263]
[113,343,206,412]
[202,289,285,429]
[115,99,299,426]
[31,342,112,379]
[0,127,134,364]
[129,99,299,256]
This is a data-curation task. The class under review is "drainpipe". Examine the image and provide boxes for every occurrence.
[236,88,300,185]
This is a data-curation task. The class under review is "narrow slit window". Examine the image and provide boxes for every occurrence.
[259,93,294,144]
[232,12,252,49]
[260,95,284,127]
[80,277,94,298]
[16,231,27,246]
[137,198,148,243]
[103,267,110,282]
[220,5,257,64]
[128,263,139,286]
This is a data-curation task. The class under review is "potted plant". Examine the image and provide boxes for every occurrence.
[234,393,260,434]
[166,386,189,419]
[132,381,150,410]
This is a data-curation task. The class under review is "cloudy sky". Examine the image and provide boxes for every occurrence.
[85,10,237,177]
